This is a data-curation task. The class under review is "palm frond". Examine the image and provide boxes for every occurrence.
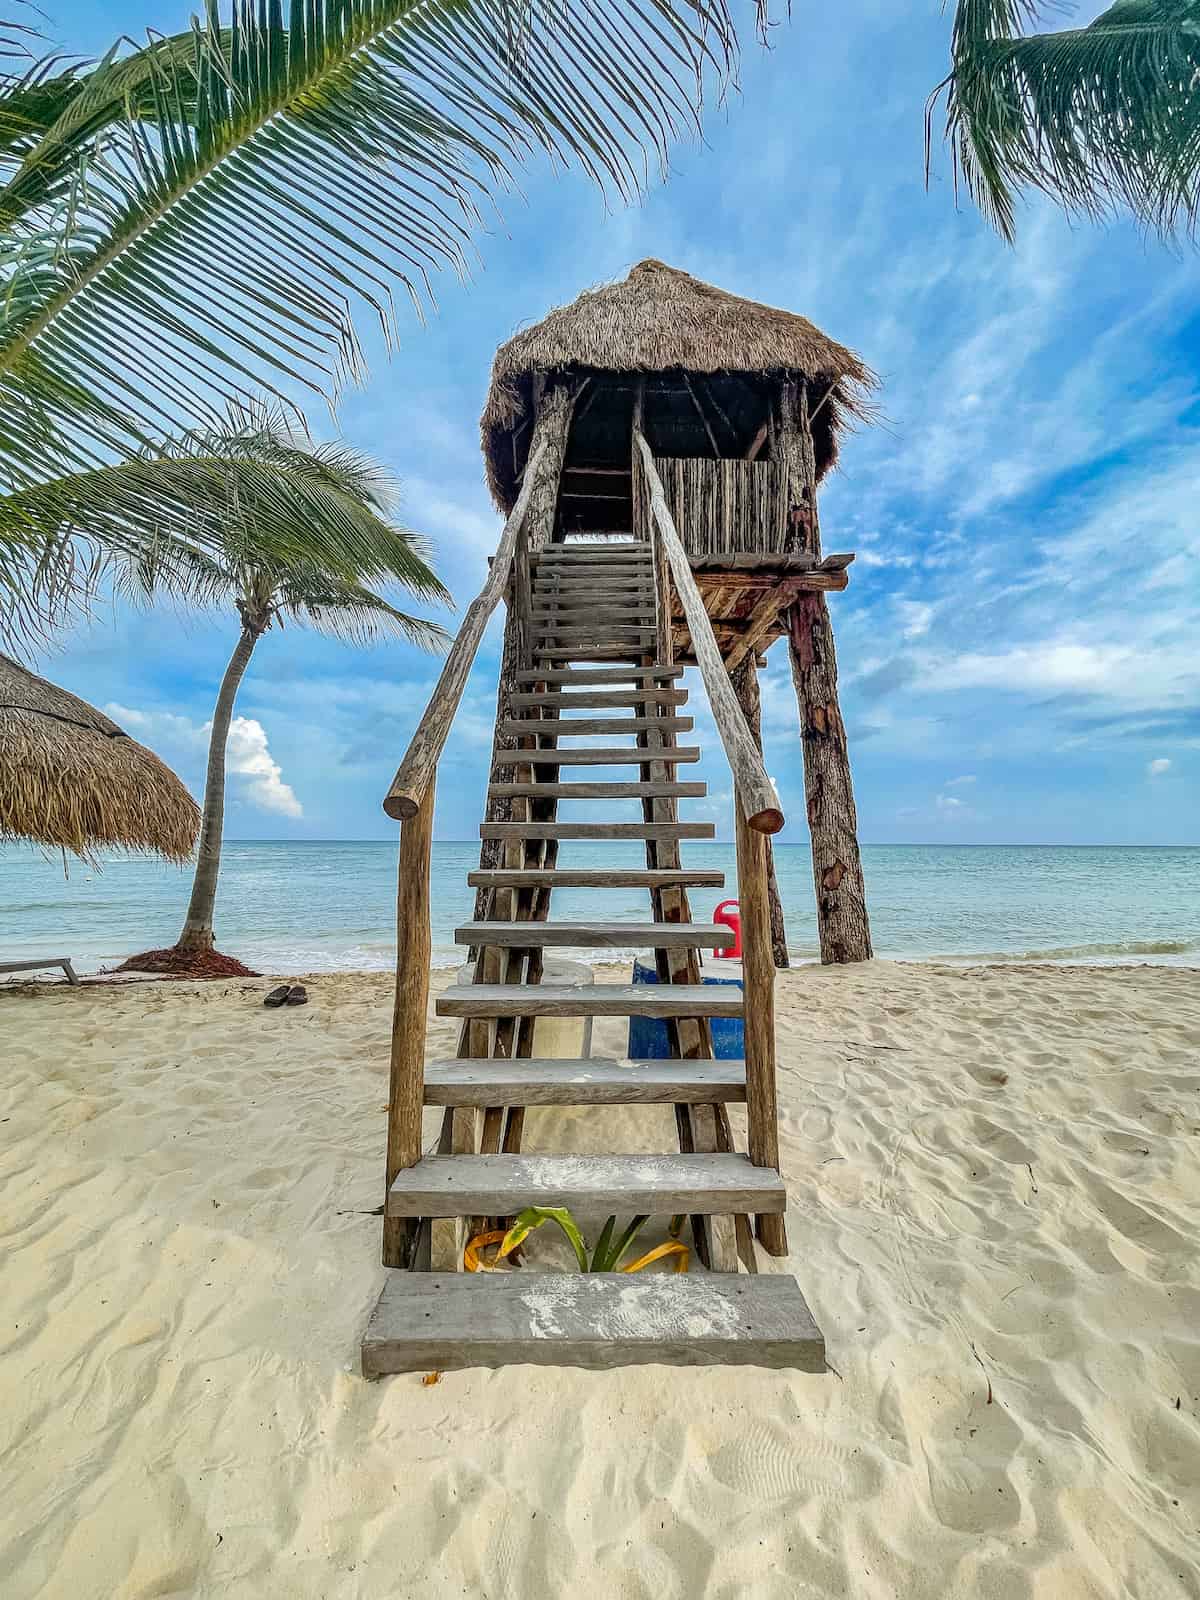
[0,406,449,649]
[932,0,1200,241]
[275,570,450,650]
[0,0,758,483]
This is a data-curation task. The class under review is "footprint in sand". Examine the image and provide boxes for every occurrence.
[706,1419,877,1506]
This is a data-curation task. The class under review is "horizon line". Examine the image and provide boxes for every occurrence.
[212,839,1200,849]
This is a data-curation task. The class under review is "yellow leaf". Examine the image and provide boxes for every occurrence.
[621,1241,689,1274]
[463,1229,508,1272]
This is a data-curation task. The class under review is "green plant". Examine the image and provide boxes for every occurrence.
[931,0,1200,241]
[110,407,448,972]
[467,1207,689,1273]
[0,0,760,641]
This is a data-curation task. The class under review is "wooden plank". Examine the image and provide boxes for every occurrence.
[540,628,656,641]
[455,921,728,948]
[468,868,724,889]
[386,1152,783,1217]
[488,781,705,802]
[689,551,817,572]
[437,982,742,1020]
[382,439,551,821]
[723,585,798,675]
[636,435,784,836]
[480,821,715,841]
[381,780,435,1269]
[361,1273,824,1375]
[509,746,700,766]
[510,690,687,709]
[514,668,683,684]
[424,1057,747,1105]
[735,782,788,1259]
[533,648,655,663]
[501,717,694,737]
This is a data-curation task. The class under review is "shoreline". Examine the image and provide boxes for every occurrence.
[4,951,1199,987]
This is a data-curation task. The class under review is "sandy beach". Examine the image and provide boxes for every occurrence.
[2,960,1198,1599]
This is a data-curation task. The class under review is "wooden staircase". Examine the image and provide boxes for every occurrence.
[366,466,824,1374]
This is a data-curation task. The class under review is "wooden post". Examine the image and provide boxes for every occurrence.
[382,779,435,1268]
[777,381,872,964]
[730,656,789,969]
[735,783,787,1257]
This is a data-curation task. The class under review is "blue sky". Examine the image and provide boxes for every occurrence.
[38,1,1199,845]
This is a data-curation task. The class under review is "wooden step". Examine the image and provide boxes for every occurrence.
[437,983,742,1019]
[502,717,694,737]
[468,867,724,889]
[534,608,656,622]
[480,821,715,840]
[514,667,683,685]
[488,780,705,802]
[533,647,656,663]
[505,746,700,766]
[534,557,651,570]
[362,1272,824,1375]
[539,629,656,642]
[423,1056,746,1105]
[386,1152,779,1216]
[455,921,728,949]
[534,550,651,564]
[535,581,651,594]
[510,690,687,709]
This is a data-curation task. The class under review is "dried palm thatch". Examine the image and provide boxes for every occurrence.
[0,654,199,863]
[481,258,877,510]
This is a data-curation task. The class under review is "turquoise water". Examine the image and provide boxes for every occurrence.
[2,842,1198,975]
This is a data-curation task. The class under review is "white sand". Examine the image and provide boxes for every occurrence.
[2,961,1198,1599]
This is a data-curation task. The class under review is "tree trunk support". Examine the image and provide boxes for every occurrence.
[778,382,871,964]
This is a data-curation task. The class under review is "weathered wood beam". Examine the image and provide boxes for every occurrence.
[636,433,784,835]
[382,780,435,1269]
[780,381,872,965]
[731,657,790,970]
[735,782,788,1257]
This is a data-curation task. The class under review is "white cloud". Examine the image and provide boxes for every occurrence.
[895,599,933,639]
[936,794,965,812]
[105,704,301,818]
[1148,758,1172,777]
[945,774,976,788]
[225,717,302,817]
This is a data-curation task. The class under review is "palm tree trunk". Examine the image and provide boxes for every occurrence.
[176,624,260,951]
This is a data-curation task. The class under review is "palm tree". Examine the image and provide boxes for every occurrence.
[932,1,1200,242]
[112,410,449,975]
[0,0,754,488]
[0,0,757,638]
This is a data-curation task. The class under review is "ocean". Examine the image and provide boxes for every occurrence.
[1,841,1197,976]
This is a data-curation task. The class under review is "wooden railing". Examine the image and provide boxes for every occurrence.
[379,442,545,1268]
[384,441,545,821]
[637,431,787,1254]
[636,434,783,836]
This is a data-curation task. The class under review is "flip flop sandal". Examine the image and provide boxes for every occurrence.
[263,984,291,1008]
[285,985,309,1007]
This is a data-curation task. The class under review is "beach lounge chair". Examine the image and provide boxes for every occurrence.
[0,957,80,984]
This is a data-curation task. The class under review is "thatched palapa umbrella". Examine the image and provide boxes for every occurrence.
[0,652,199,862]
[478,259,877,964]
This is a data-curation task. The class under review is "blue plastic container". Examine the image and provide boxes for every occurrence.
[627,958,745,1060]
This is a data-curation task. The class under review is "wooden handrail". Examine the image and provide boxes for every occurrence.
[383,442,547,821]
[635,433,785,835]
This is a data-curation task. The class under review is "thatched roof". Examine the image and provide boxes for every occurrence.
[481,258,876,511]
[0,654,199,862]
